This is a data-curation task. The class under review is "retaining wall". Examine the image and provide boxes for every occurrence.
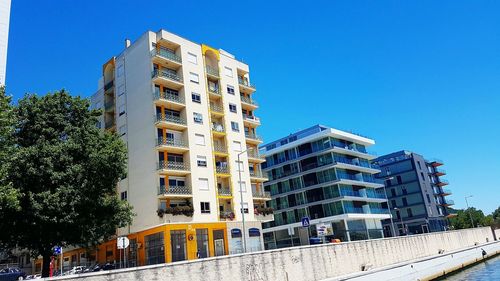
[47,227,494,281]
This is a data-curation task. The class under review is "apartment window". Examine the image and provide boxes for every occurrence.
[117,65,124,77]
[420,172,425,181]
[235,161,244,172]
[426,194,431,203]
[120,191,127,201]
[194,113,203,124]
[385,179,392,187]
[200,202,210,214]
[195,134,205,146]
[396,175,402,184]
[241,202,249,214]
[402,197,408,206]
[224,67,233,77]
[187,52,197,64]
[119,104,126,116]
[229,103,237,113]
[199,178,209,191]
[189,72,199,83]
[402,186,407,195]
[238,181,247,192]
[391,200,396,207]
[197,156,207,167]
[119,125,126,136]
[407,208,413,217]
[118,85,125,96]
[417,161,422,170]
[231,121,239,132]
[390,189,396,197]
[227,85,235,95]
[192,92,201,103]
[232,141,242,152]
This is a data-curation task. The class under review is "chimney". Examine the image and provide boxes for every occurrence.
[125,39,131,48]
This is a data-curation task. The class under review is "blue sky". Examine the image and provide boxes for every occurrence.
[6,1,500,214]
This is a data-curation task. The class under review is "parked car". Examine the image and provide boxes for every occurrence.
[0,268,27,281]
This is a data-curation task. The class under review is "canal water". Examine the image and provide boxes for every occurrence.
[439,255,500,280]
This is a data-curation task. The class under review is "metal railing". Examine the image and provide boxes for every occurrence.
[245,133,262,141]
[105,120,115,129]
[208,87,221,95]
[156,137,188,148]
[104,80,114,91]
[210,103,223,113]
[152,69,183,83]
[152,48,182,63]
[158,185,192,195]
[153,91,185,104]
[104,100,115,111]
[240,95,258,106]
[216,166,229,174]
[206,66,219,77]
[343,206,389,215]
[213,144,227,153]
[250,170,265,178]
[238,77,256,89]
[218,188,232,196]
[243,114,261,123]
[157,161,190,171]
[247,150,265,159]
[212,123,225,133]
[156,114,187,126]
[252,191,271,199]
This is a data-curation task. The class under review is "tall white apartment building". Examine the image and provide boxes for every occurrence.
[0,0,11,85]
[89,30,270,266]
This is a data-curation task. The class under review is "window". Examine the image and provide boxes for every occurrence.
[417,161,422,170]
[192,92,201,103]
[224,67,233,77]
[231,121,239,132]
[227,85,235,95]
[241,202,249,214]
[402,186,407,195]
[426,194,431,203]
[200,202,210,213]
[396,175,402,184]
[199,178,209,191]
[238,181,247,192]
[194,113,203,124]
[189,72,199,83]
[229,103,237,113]
[195,134,205,146]
[118,85,125,96]
[232,141,242,152]
[420,172,425,181]
[119,104,126,116]
[187,52,197,64]
[235,161,244,172]
[120,191,127,201]
[402,197,408,206]
[117,65,124,77]
[119,125,126,136]
[391,200,396,207]
[407,208,413,217]
[390,189,396,197]
[197,156,207,167]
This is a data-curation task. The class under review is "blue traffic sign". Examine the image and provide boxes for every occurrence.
[53,246,62,255]
[301,217,310,228]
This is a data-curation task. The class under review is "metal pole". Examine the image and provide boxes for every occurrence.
[60,247,63,276]
[465,196,475,228]
[238,151,247,253]
[382,184,397,237]
[400,210,406,235]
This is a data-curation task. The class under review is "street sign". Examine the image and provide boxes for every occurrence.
[117,237,130,249]
[53,246,62,255]
[316,223,328,237]
[301,217,310,228]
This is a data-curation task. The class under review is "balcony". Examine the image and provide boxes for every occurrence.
[216,165,230,176]
[206,66,219,78]
[435,179,449,187]
[151,48,182,68]
[252,190,271,200]
[153,91,185,110]
[240,95,258,110]
[242,114,261,127]
[152,69,183,90]
[156,137,189,153]
[439,199,455,206]
[343,206,390,215]
[210,103,224,116]
[155,114,187,131]
[331,145,377,161]
[213,144,228,156]
[333,156,380,174]
[247,150,266,163]
[339,189,387,200]
[434,168,446,177]
[245,132,263,144]
[336,173,384,188]
[238,77,256,93]
[217,188,232,197]
[157,160,190,176]
[429,158,444,167]
[158,185,192,198]
[104,80,114,92]
[104,100,115,112]
[437,188,452,196]
[250,170,268,182]
[219,211,235,221]
[208,87,221,98]
[212,123,226,135]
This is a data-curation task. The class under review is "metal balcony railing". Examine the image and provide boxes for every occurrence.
[216,166,230,174]
[208,87,221,96]
[243,114,260,123]
[252,191,271,199]
[218,188,232,196]
[156,114,187,126]
[240,95,258,106]
[250,170,265,178]
[206,66,219,77]
[153,91,185,104]
[210,103,223,113]
[213,144,227,154]
[156,137,188,148]
[245,133,262,141]
[152,69,183,83]
[153,48,182,63]
[212,123,225,133]
[238,77,256,89]
[247,150,265,160]
[158,185,192,196]
[157,161,190,171]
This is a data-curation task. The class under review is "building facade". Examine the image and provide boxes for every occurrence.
[86,30,270,267]
[260,125,391,249]
[373,151,454,236]
[0,0,11,85]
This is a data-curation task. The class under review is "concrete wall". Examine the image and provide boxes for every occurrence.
[46,227,494,281]
[494,228,500,240]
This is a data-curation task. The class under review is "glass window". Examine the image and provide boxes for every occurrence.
[227,85,235,95]
[195,134,205,146]
[200,202,210,213]
[187,52,197,64]
[194,113,203,124]
[192,92,201,103]
[242,202,249,213]
[231,121,239,132]
[119,125,126,136]
[197,155,207,167]
[189,72,199,83]
[120,191,127,201]
[199,178,209,190]
[229,103,237,113]
[224,67,233,77]
[119,104,126,116]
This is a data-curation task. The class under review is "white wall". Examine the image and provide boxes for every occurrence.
[0,0,11,85]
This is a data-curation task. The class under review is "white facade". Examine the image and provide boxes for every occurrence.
[0,0,11,85]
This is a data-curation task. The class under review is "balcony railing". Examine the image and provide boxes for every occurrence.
[252,191,271,199]
[216,166,229,174]
[250,170,266,178]
[248,150,265,160]
[245,133,262,141]
[337,173,383,184]
[104,120,115,129]
[104,101,115,111]
[238,77,256,89]
[343,206,390,215]
[208,87,221,96]
[104,80,114,91]
[158,185,192,196]
[213,144,227,154]
[212,123,225,133]
[210,103,223,113]
[152,48,182,64]
[156,137,188,148]
[243,114,260,123]
[440,199,455,206]
[334,156,377,169]
[206,66,219,77]
[156,114,187,126]
[339,189,386,199]
[157,161,190,171]
[153,91,185,104]
[218,188,232,196]
[435,179,450,186]
[240,95,258,106]
[152,69,183,83]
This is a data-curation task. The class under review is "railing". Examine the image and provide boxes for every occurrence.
[158,185,192,195]
[216,166,229,174]
[434,168,447,175]
[443,199,455,205]
[206,66,219,77]
[436,179,450,186]
[212,123,225,133]
[208,87,221,95]
[240,95,258,106]
[238,77,256,89]
[252,191,271,199]
[213,144,227,153]
[152,48,182,63]
[247,150,265,160]
[334,156,377,169]
[104,80,114,91]
[210,103,223,113]
[157,161,190,171]
[156,114,187,126]
[104,100,115,111]
[250,170,265,178]
[156,137,188,148]
[343,206,389,215]
[152,69,183,83]
[245,133,262,141]
[105,120,115,129]
[337,188,386,199]
[243,114,261,123]
[440,188,452,195]
[153,91,185,104]
[218,188,232,196]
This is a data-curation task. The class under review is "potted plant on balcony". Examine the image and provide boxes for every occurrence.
[157,208,165,218]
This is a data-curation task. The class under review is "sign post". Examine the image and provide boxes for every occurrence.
[53,246,62,276]
[316,223,328,244]
[117,237,130,268]
[301,217,310,228]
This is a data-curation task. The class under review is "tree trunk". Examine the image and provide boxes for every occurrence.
[41,252,52,278]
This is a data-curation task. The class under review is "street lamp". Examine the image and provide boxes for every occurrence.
[237,147,255,253]
[394,207,406,235]
[465,195,475,228]
[382,174,397,237]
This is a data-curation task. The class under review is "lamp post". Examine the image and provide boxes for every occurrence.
[394,207,405,235]
[465,195,475,228]
[237,147,254,253]
[382,174,397,237]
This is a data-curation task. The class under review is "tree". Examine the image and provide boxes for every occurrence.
[449,207,493,230]
[492,206,500,228]
[0,90,133,277]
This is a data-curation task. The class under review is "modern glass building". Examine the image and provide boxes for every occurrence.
[260,125,391,249]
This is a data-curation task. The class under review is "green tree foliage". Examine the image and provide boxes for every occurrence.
[492,206,500,228]
[0,90,133,277]
[449,207,493,230]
